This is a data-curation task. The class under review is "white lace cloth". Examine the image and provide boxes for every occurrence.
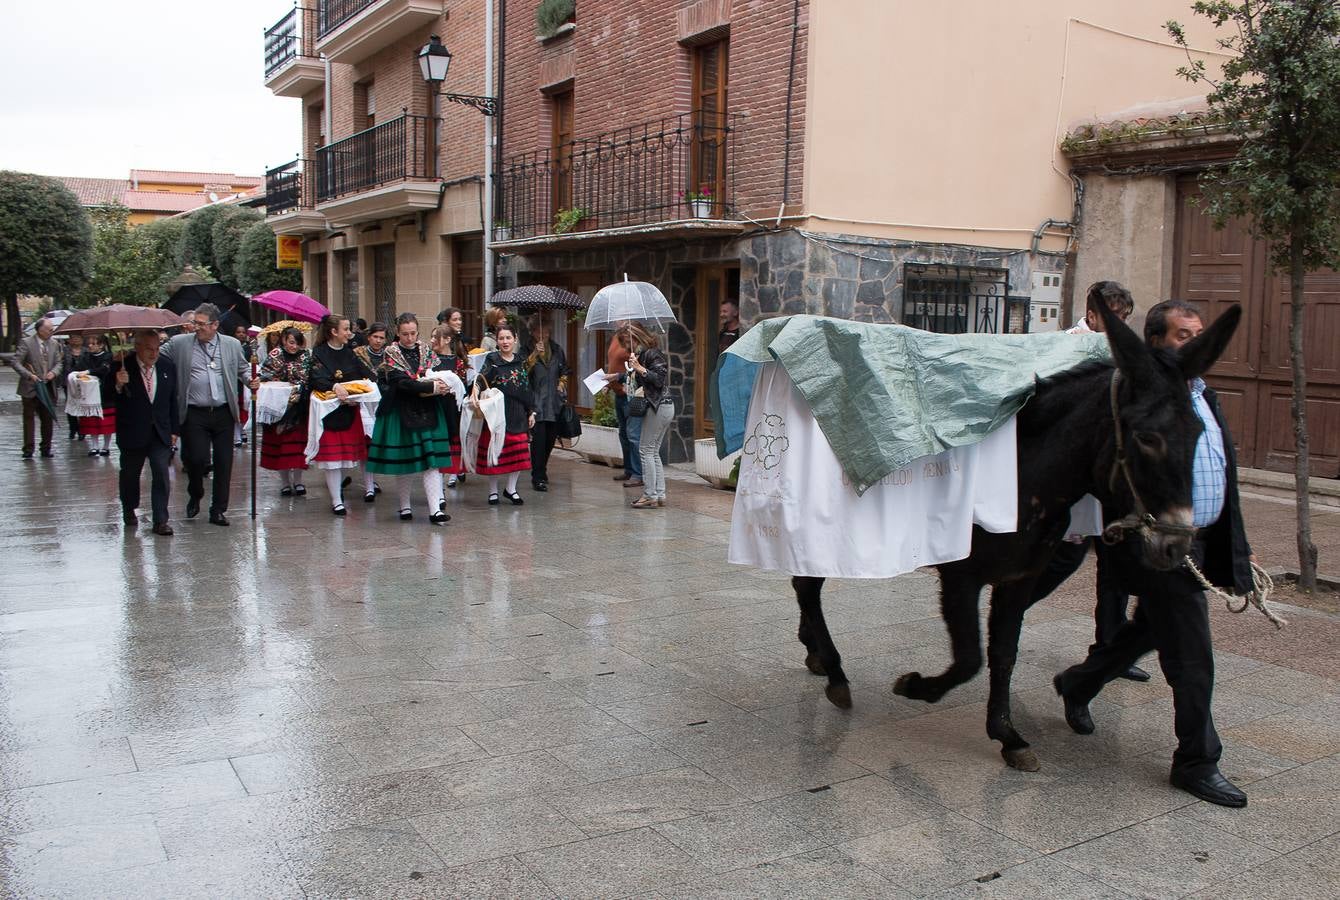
[65,373,104,417]
[255,382,294,425]
[303,380,381,463]
[459,389,506,472]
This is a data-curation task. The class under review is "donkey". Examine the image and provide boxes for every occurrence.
[792,295,1241,771]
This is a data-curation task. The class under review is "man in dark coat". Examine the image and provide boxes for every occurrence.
[1054,300,1254,808]
[113,330,179,536]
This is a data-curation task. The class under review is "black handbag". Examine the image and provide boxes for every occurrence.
[556,403,582,439]
[626,395,649,417]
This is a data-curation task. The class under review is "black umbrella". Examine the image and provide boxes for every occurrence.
[491,285,586,311]
[162,282,251,324]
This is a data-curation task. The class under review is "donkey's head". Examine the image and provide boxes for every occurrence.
[1090,294,1241,569]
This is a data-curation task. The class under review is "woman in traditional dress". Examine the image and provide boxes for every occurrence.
[525,316,568,493]
[353,322,389,502]
[76,333,116,457]
[366,313,453,525]
[259,326,310,497]
[431,316,470,489]
[470,324,535,506]
[306,314,376,516]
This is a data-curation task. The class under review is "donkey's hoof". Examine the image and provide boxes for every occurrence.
[1002,747,1041,772]
[892,672,921,698]
[804,653,827,676]
[825,683,853,709]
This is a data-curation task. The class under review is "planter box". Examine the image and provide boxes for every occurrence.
[689,200,712,218]
[571,423,623,467]
[695,438,739,489]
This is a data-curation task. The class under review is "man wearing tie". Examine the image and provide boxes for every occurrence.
[9,317,64,459]
[163,303,259,526]
[113,330,179,535]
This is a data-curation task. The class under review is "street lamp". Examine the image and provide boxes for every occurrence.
[418,34,497,117]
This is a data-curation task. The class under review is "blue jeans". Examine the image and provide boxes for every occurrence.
[615,393,642,478]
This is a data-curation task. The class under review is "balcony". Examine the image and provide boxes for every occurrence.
[264,159,328,235]
[315,0,442,65]
[264,5,324,97]
[314,113,441,225]
[494,113,744,249]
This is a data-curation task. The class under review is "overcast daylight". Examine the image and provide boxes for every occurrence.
[0,1,298,178]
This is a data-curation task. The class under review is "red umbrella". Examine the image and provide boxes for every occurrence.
[252,290,330,324]
[54,304,184,335]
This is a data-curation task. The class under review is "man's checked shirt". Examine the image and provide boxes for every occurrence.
[1189,377,1227,528]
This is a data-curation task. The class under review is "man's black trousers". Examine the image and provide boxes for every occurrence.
[182,405,235,514]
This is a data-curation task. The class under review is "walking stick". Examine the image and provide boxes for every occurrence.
[250,353,258,520]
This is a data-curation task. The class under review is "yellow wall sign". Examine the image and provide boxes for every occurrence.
[276,235,303,270]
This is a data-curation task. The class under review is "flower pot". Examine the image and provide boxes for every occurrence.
[690,200,712,219]
[494,227,511,242]
[570,423,623,467]
[695,438,740,489]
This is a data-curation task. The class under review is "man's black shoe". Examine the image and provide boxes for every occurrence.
[40,450,54,458]
[1171,769,1247,808]
[1120,665,1152,682]
[1053,674,1094,735]
[533,481,548,492]
[151,523,174,536]
[186,498,201,518]
[123,514,138,528]
[208,512,229,527]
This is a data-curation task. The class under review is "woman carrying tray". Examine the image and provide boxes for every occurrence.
[365,313,453,525]
[430,320,469,490]
[306,314,376,517]
[259,326,310,497]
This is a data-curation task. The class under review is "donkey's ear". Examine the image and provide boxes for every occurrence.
[1178,304,1241,380]
[1091,292,1155,383]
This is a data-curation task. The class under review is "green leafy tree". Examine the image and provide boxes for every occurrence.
[210,205,263,289]
[236,220,302,295]
[0,171,93,349]
[71,204,179,307]
[177,203,227,275]
[1168,1,1340,590]
[139,216,187,273]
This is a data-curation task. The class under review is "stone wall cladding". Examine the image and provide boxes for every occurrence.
[501,0,808,215]
[738,230,1066,327]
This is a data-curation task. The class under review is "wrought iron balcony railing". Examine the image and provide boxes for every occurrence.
[317,0,379,38]
[264,5,319,80]
[265,159,317,215]
[495,112,739,241]
[315,113,438,203]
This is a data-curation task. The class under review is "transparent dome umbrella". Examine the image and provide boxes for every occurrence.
[583,275,677,331]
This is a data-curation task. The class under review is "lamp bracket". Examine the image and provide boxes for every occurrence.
[440,92,499,117]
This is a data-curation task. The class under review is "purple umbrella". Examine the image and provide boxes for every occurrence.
[252,290,330,324]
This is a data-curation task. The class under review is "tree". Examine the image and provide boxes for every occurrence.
[0,171,93,349]
[210,205,263,290]
[1168,1,1340,591]
[177,203,227,276]
[139,216,187,273]
[71,204,179,307]
[236,220,303,295]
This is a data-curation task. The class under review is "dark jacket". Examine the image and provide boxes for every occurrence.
[113,357,179,449]
[78,349,115,405]
[477,352,535,434]
[623,346,670,407]
[527,340,568,422]
[1199,386,1253,594]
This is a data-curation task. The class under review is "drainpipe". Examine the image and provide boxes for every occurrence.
[778,0,800,225]
[483,0,496,304]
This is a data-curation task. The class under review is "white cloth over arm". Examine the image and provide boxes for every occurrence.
[255,382,294,425]
[459,389,506,472]
[728,363,1018,578]
[66,373,104,417]
[425,369,465,404]
[303,380,381,462]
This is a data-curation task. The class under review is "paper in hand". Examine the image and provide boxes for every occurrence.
[583,369,610,396]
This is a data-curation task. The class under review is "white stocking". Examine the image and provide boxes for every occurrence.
[398,479,413,512]
[422,469,443,509]
[488,476,500,496]
[505,471,521,495]
[324,469,345,505]
[364,467,376,492]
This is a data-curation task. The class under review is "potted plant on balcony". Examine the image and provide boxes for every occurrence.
[680,187,713,218]
[493,219,511,242]
[553,206,588,234]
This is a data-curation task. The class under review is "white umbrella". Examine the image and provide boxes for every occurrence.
[584,275,677,331]
[25,309,75,336]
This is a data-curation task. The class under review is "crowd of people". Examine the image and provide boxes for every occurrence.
[10,301,686,534]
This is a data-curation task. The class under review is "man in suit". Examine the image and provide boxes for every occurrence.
[163,302,259,527]
[113,330,178,536]
[1054,299,1255,808]
[9,318,64,459]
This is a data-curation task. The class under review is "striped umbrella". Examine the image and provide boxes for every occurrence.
[490,285,586,311]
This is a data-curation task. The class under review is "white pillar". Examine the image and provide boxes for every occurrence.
[483,0,495,305]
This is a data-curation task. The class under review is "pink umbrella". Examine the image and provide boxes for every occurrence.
[251,290,330,324]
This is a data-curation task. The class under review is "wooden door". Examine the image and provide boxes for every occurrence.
[1173,176,1340,475]
[551,89,574,225]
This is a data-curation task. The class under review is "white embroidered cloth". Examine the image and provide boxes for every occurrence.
[304,380,381,462]
[255,382,294,425]
[459,389,506,472]
[65,373,104,417]
[729,363,1019,578]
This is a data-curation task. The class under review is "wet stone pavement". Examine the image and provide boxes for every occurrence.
[0,402,1338,899]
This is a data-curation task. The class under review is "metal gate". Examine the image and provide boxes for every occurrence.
[902,263,1015,334]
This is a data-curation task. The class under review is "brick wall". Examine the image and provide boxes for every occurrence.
[500,0,808,216]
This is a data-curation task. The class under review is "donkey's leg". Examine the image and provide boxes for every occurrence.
[985,584,1040,772]
[894,572,983,703]
[791,576,851,708]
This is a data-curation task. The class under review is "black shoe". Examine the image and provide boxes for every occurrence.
[1170,769,1247,808]
[88,449,99,457]
[399,509,413,521]
[613,473,631,481]
[505,491,524,506]
[208,512,229,527]
[341,476,352,489]
[40,450,54,458]
[151,523,174,536]
[373,482,382,494]
[22,452,33,460]
[364,490,377,503]
[1120,665,1152,683]
[123,514,138,528]
[281,486,294,497]
[533,481,548,492]
[99,449,110,457]
[293,484,306,496]
[430,511,450,526]
[1053,674,1094,735]
[332,504,347,517]
[488,493,500,506]
[186,498,201,519]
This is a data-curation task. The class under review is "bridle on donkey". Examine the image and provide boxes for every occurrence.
[1101,370,1200,546]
